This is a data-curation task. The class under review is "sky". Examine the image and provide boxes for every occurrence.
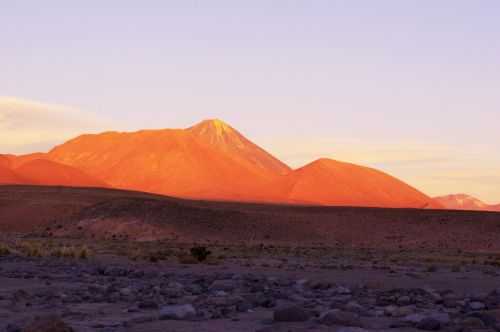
[1,1,500,202]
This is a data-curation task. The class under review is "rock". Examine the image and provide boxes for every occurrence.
[397,306,416,317]
[398,296,411,306]
[345,301,364,313]
[273,305,310,322]
[404,313,427,324]
[460,317,486,329]
[159,304,196,320]
[5,324,21,332]
[335,286,352,295]
[417,318,442,331]
[360,317,398,329]
[384,305,399,317]
[466,311,498,327]
[209,280,237,292]
[319,309,360,327]
[236,301,253,312]
[138,300,159,309]
[120,287,133,296]
[469,302,486,311]
[337,328,369,332]
[22,316,74,332]
[432,313,451,325]
[404,313,449,326]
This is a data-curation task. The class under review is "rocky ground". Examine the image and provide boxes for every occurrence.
[0,243,500,332]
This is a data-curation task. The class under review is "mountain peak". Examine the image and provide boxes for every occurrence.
[187,119,240,145]
[189,119,234,136]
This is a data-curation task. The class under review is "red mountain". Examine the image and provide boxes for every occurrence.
[188,119,291,177]
[434,194,500,212]
[0,164,28,184]
[14,159,107,188]
[47,121,286,201]
[2,119,440,208]
[273,158,439,208]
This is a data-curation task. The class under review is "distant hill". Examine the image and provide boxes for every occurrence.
[0,156,106,188]
[434,194,500,212]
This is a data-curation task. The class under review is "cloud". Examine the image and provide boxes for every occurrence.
[0,97,105,154]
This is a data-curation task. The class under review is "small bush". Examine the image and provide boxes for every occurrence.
[51,245,90,259]
[190,246,211,262]
[78,246,90,259]
[21,242,43,258]
[0,243,11,256]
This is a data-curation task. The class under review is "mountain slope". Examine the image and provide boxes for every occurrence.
[0,164,28,184]
[188,119,291,177]
[15,159,107,188]
[3,119,442,208]
[274,158,440,208]
[434,194,500,212]
[47,123,283,201]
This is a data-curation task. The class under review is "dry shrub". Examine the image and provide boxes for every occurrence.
[0,243,11,256]
[51,245,91,259]
[20,241,44,258]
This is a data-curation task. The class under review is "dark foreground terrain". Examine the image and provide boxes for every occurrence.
[1,185,500,250]
[0,243,500,332]
[1,185,500,331]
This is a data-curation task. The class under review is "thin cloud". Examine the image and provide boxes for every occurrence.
[0,97,105,154]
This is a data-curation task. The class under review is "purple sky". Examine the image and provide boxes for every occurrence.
[1,1,500,201]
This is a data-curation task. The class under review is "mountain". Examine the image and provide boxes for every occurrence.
[434,194,500,212]
[2,119,440,208]
[0,164,28,184]
[187,119,291,177]
[14,159,107,188]
[47,121,285,201]
[272,158,440,208]
[0,155,106,188]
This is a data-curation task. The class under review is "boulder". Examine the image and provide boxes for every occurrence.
[159,304,196,320]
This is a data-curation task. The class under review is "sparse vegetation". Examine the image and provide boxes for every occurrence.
[0,243,11,256]
[20,241,43,258]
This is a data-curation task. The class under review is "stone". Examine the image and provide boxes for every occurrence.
[466,311,498,327]
[335,286,352,295]
[337,328,369,332]
[138,300,159,309]
[319,309,360,327]
[398,296,411,306]
[461,317,487,329]
[273,305,310,322]
[404,313,427,324]
[345,301,364,313]
[120,287,133,296]
[384,305,399,316]
[404,312,449,326]
[159,304,196,320]
[469,302,486,311]
[22,316,74,332]
[417,318,442,331]
[209,280,237,292]
[5,324,21,332]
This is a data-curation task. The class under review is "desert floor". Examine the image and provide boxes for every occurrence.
[0,239,499,332]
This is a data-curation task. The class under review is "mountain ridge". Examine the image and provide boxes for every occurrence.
[2,119,440,208]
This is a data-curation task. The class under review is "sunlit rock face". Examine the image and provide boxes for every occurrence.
[271,158,440,208]
[2,119,438,208]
